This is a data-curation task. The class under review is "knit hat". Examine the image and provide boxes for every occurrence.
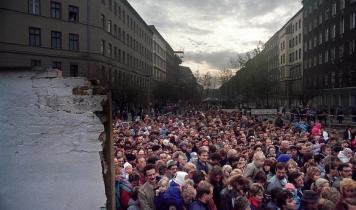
[174,171,188,186]
[302,190,320,204]
[277,154,291,163]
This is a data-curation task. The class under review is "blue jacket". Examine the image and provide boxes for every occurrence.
[163,181,184,210]
[189,200,208,210]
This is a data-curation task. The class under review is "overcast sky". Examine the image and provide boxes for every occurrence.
[128,0,302,74]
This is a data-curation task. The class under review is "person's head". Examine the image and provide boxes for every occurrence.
[128,172,140,187]
[144,164,157,185]
[275,162,287,180]
[197,148,209,163]
[301,190,319,210]
[208,166,223,184]
[181,183,197,205]
[174,171,189,186]
[196,181,213,203]
[321,145,332,156]
[277,190,297,210]
[306,166,321,181]
[167,160,178,176]
[227,175,251,194]
[183,162,196,179]
[287,160,298,174]
[289,171,304,188]
[159,152,168,162]
[318,199,335,210]
[192,170,206,187]
[338,163,353,179]
[222,165,232,179]
[337,197,356,210]
[124,162,133,175]
[157,176,169,193]
[340,178,356,198]
[313,178,330,194]
[233,196,251,210]
[136,157,146,171]
[253,151,266,167]
[249,183,264,203]
[320,187,341,204]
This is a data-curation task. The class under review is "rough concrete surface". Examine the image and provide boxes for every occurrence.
[0,70,107,210]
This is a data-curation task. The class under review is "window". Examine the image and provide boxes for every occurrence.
[69,5,79,22]
[304,43,308,52]
[114,46,117,59]
[331,48,336,61]
[108,43,112,57]
[299,19,301,29]
[340,19,344,34]
[114,24,117,38]
[331,25,336,38]
[51,31,61,49]
[325,8,329,20]
[325,28,329,41]
[299,48,302,59]
[31,59,41,66]
[314,36,317,47]
[52,61,61,69]
[70,64,78,77]
[101,14,105,29]
[29,27,41,47]
[350,40,355,55]
[114,2,117,15]
[340,0,345,9]
[101,40,105,55]
[69,33,79,51]
[29,0,40,15]
[50,1,61,19]
[351,13,356,29]
[319,14,323,24]
[107,20,112,33]
[319,53,323,64]
[332,2,337,16]
[109,0,112,11]
[339,44,344,58]
[319,33,323,45]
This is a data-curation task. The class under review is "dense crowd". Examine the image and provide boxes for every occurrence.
[112,107,356,210]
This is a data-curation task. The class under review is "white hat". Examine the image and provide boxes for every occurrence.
[124,162,132,169]
[163,139,170,146]
[174,171,188,186]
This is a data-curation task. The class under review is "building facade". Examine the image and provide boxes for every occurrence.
[149,25,167,81]
[303,0,356,108]
[0,0,181,105]
[278,9,303,107]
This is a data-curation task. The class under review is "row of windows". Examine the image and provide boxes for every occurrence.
[304,40,355,69]
[100,40,151,74]
[28,0,79,22]
[305,70,356,89]
[154,54,166,70]
[305,13,355,36]
[102,65,148,89]
[100,14,152,60]
[153,42,166,59]
[304,0,347,18]
[291,19,302,33]
[280,48,302,64]
[29,27,79,51]
[289,33,302,48]
[304,17,355,52]
[101,0,152,45]
[30,59,79,76]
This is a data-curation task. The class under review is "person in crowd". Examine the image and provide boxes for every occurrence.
[189,181,214,210]
[300,190,319,210]
[138,164,157,210]
[276,190,297,210]
[195,148,211,174]
[220,175,252,210]
[208,166,224,207]
[247,183,265,210]
[244,151,265,180]
[267,162,288,194]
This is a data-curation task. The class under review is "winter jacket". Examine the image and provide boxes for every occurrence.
[163,181,185,210]
[219,186,240,210]
[189,200,208,210]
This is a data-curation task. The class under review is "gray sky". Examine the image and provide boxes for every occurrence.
[128,0,302,74]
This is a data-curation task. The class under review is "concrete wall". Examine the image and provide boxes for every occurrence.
[0,69,106,210]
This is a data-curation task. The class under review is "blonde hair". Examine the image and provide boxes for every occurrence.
[320,187,341,203]
[158,177,169,188]
[340,178,356,194]
[253,151,266,161]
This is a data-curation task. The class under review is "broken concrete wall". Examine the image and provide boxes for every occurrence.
[0,70,107,210]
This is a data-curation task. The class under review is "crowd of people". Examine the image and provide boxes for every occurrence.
[112,107,356,210]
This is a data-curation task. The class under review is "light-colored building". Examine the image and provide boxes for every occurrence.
[149,25,167,81]
[278,9,303,106]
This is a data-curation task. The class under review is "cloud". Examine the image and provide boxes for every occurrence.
[128,0,302,72]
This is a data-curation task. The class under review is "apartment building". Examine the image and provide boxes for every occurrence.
[303,0,356,108]
[0,0,167,104]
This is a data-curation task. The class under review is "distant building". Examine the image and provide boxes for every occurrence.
[302,0,356,108]
[149,25,167,81]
